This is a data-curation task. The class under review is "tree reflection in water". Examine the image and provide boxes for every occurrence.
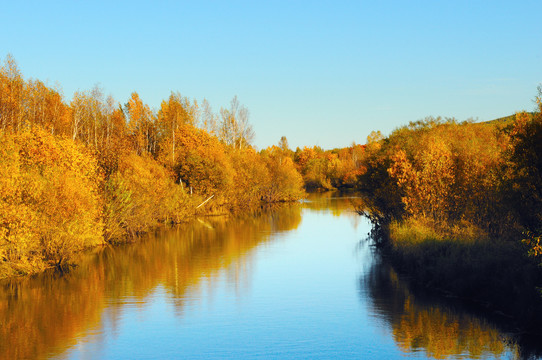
[361,258,542,359]
[0,203,302,360]
[3,195,540,360]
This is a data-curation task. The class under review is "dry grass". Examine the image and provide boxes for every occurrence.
[385,217,542,329]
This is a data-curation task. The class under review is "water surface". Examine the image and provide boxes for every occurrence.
[0,193,533,359]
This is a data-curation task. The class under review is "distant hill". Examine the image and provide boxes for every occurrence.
[486,114,516,125]
[482,113,534,128]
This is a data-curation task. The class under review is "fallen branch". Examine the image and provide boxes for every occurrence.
[196,194,214,209]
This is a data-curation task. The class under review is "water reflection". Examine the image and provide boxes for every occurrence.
[0,203,302,360]
[1,195,541,359]
[363,259,523,359]
[303,192,365,232]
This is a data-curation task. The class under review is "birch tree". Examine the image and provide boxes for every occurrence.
[219,96,254,150]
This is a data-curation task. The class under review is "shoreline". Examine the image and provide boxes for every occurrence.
[370,220,542,333]
[0,197,307,281]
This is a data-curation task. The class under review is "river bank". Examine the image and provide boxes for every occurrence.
[353,105,542,335]
[0,56,312,280]
[1,194,528,360]
[369,217,542,333]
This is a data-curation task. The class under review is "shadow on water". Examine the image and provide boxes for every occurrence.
[4,193,542,359]
[0,203,303,360]
[361,251,542,360]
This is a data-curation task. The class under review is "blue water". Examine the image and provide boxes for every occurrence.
[0,194,523,359]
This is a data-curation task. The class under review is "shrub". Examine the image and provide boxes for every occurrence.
[0,129,103,276]
[104,152,190,242]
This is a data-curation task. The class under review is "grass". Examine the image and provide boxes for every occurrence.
[384,217,542,331]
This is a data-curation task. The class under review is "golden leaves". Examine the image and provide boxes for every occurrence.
[0,129,104,275]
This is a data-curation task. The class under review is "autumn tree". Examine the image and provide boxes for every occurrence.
[98,103,129,176]
[125,92,156,155]
[261,145,305,201]
[24,79,69,135]
[278,136,290,152]
[70,86,108,148]
[229,148,271,209]
[0,54,315,278]
[357,116,513,235]
[104,152,189,241]
[196,98,218,136]
[219,96,254,150]
[388,136,455,222]
[330,144,365,187]
[174,124,235,199]
[0,129,103,274]
[293,146,334,190]
[156,92,196,166]
[506,94,542,257]
[0,56,72,136]
[0,55,25,132]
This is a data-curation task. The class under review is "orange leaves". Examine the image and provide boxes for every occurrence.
[125,92,156,155]
[25,79,70,134]
[127,92,151,127]
[0,129,104,274]
[157,92,195,129]
[511,111,531,136]
[0,56,71,135]
[261,147,305,202]
[0,54,24,131]
[360,117,515,231]
[294,146,318,170]
[166,124,233,198]
[388,136,456,221]
[291,143,366,191]
[0,54,310,277]
[158,125,306,209]
[229,149,270,208]
[388,149,414,187]
[507,109,542,238]
[105,152,184,239]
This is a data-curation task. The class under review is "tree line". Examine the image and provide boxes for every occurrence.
[0,55,365,278]
[354,93,542,329]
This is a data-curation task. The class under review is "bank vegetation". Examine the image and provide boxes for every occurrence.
[0,56,307,278]
[0,55,369,279]
[355,90,542,330]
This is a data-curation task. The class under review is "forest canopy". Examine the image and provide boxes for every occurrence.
[2,52,542,303]
[354,96,542,327]
[0,55,362,278]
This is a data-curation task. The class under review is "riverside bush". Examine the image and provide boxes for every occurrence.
[0,130,103,277]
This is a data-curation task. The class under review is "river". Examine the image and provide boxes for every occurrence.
[0,193,538,359]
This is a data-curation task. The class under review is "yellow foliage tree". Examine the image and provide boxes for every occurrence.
[0,129,103,276]
[125,92,156,155]
[229,148,271,209]
[173,124,235,200]
[104,152,190,241]
[262,146,305,202]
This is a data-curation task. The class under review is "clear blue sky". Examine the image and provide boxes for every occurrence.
[1,1,541,150]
